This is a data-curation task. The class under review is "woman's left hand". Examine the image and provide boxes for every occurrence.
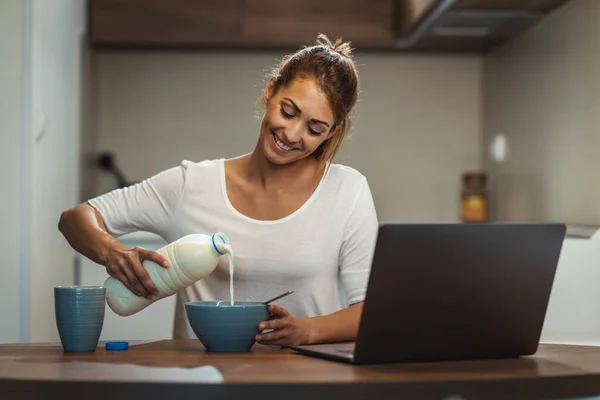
[255,304,312,347]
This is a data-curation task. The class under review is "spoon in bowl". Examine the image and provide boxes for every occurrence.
[263,290,294,305]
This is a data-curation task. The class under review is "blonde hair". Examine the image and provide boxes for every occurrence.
[264,33,360,166]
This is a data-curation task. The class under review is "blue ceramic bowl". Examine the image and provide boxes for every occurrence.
[185,301,268,352]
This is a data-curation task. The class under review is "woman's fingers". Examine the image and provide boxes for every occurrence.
[104,245,158,298]
[130,260,157,298]
[268,304,289,318]
[257,306,294,345]
[114,271,141,297]
[138,247,169,269]
[256,328,288,344]
[119,260,148,297]
[255,306,307,347]
[130,248,159,297]
[259,317,289,332]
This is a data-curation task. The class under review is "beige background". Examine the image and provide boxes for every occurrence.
[483,0,600,225]
[91,52,483,223]
[0,0,86,343]
[0,0,27,343]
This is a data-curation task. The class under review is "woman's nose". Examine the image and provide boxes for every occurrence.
[284,121,303,144]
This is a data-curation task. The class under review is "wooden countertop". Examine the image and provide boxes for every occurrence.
[3,340,600,399]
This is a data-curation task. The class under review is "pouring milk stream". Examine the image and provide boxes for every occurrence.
[104,232,234,316]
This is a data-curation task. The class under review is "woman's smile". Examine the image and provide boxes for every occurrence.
[271,131,301,153]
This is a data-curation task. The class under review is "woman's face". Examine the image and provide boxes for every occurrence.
[259,77,336,165]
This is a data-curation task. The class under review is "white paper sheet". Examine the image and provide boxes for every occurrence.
[57,361,224,383]
[0,359,224,383]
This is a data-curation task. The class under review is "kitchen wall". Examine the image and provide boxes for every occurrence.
[28,0,87,342]
[0,0,87,343]
[0,0,27,343]
[91,51,482,222]
[483,0,600,225]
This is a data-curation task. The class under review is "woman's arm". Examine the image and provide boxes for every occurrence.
[59,202,169,298]
[302,302,363,343]
[58,202,124,266]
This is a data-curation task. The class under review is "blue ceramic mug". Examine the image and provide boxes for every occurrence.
[185,301,269,352]
[54,286,106,352]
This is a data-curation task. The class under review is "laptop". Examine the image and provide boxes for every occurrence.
[291,222,566,365]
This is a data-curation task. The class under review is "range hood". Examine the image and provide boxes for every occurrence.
[393,0,570,52]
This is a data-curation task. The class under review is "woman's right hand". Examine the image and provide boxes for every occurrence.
[102,245,170,299]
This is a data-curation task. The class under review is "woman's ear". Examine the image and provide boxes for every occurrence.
[263,78,276,106]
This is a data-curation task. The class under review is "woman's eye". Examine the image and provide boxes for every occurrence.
[279,103,323,136]
[280,107,293,119]
[308,127,322,136]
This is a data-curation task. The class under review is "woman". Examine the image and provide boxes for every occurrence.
[59,34,378,347]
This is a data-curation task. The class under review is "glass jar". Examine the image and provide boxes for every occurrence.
[461,172,487,223]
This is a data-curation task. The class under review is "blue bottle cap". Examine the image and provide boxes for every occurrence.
[105,341,129,351]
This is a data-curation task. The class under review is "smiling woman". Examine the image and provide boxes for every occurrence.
[258,35,359,167]
[58,34,378,347]
[262,79,335,163]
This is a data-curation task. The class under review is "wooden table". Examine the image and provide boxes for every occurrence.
[2,340,600,399]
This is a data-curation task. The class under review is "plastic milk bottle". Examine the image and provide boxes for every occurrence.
[104,232,233,316]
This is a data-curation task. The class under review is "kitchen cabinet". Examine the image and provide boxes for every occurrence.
[243,0,394,47]
[89,0,570,52]
[90,0,246,47]
[89,0,395,48]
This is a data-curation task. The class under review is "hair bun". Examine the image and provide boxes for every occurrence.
[315,33,353,58]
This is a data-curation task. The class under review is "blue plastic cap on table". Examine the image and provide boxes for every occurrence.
[105,341,129,351]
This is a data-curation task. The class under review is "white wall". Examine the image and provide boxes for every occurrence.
[0,0,27,343]
[0,0,86,343]
[541,237,600,345]
[483,0,600,225]
[28,0,87,342]
[92,52,482,222]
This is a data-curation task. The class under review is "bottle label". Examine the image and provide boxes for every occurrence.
[462,196,487,222]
